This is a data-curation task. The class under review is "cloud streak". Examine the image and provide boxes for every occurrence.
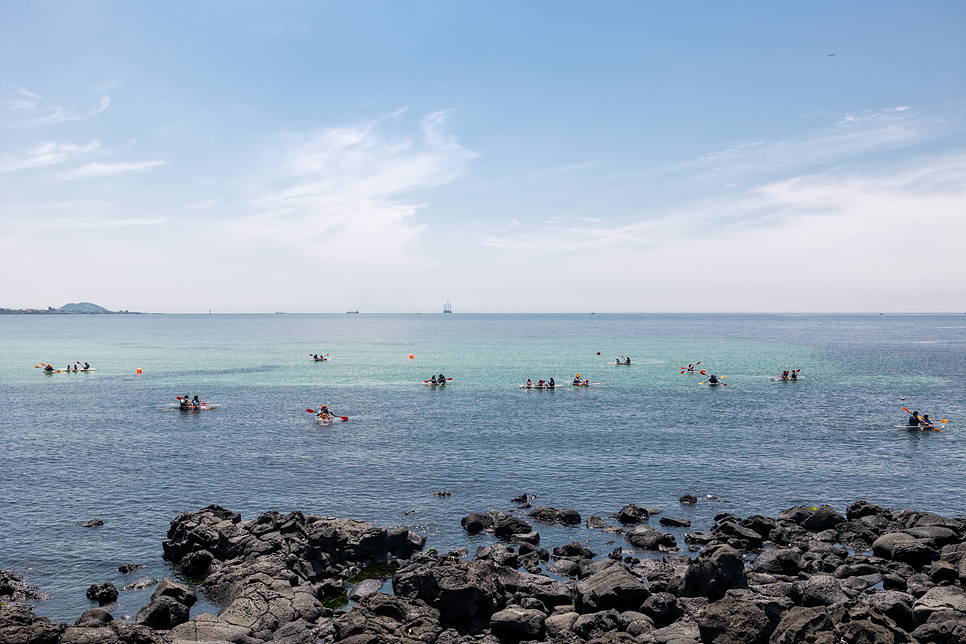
[0,140,99,173]
[57,160,169,180]
[5,88,110,125]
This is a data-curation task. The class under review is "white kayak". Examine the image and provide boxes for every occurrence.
[166,403,220,411]
[769,377,800,381]
[520,384,556,389]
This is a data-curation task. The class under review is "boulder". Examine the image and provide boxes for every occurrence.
[0,606,67,644]
[392,558,504,631]
[911,586,966,627]
[179,549,213,578]
[801,575,850,608]
[460,512,493,534]
[545,611,579,639]
[872,533,939,567]
[74,608,113,627]
[802,505,846,533]
[697,596,771,644]
[679,544,747,600]
[575,564,651,614]
[752,548,802,576]
[659,517,691,528]
[640,592,680,627]
[151,578,197,606]
[864,590,916,631]
[85,581,118,605]
[572,609,623,640]
[612,504,648,525]
[769,606,837,644]
[489,605,545,638]
[680,494,698,505]
[135,595,191,630]
[493,515,532,538]
[559,508,582,525]
[626,527,677,551]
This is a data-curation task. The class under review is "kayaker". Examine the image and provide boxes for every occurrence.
[316,404,331,420]
[790,370,797,380]
[180,394,191,410]
[44,364,54,372]
[438,373,446,383]
[429,375,437,384]
[907,411,921,426]
[920,414,932,427]
[526,379,532,387]
[192,395,201,408]
[573,373,581,385]
[708,374,719,384]
[83,362,90,370]
[625,356,631,365]
[548,377,555,388]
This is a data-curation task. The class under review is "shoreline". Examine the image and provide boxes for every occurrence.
[3,499,965,643]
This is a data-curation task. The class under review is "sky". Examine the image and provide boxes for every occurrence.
[1,2,964,313]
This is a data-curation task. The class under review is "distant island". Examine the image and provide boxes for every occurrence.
[0,302,142,314]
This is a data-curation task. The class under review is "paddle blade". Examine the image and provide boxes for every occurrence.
[306,409,315,413]
[699,381,705,385]
[447,378,453,380]
[34,365,40,368]
[340,416,349,422]
[901,406,912,415]
[695,362,700,365]
[939,419,949,423]
[700,370,706,375]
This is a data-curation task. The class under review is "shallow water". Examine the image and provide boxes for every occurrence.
[1,313,963,621]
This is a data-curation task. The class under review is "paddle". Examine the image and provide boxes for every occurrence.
[306,409,348,422]
[901,406,941,432]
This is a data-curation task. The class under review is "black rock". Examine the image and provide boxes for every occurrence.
[612,504,648,525]
[85,581,118,605]
[461,512,493,534]
[679,494,698,505]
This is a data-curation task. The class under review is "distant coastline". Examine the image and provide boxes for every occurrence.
[0,302,143,315]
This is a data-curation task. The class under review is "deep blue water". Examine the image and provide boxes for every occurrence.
[1,313,963,622]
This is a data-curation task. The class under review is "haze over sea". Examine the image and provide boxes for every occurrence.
[1,312,964,621]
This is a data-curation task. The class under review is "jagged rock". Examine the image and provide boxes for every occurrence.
[659,517,691,528]
[324,592,442,643]
[912,586,966,627]
[0,570,50,604]
[121,579,157,591]
[753,548,802,575]
[553,541,595,559]
[626,527,677,551]
[0,606,67,644]
[493,515,533,538]
[85,581,118,605]
[639,618,700,644]
[680,544,747,600]
[572,609,623,640]
[910,619,966,644]
[529,507,562,524]
[713,521,763,549]
[587,515,608,529]
[612,504,648,525]
[168,612,254,642]
[348,578,384,601]
[697,595,771,644]
[575,564,650,613]
[460,512,492,535]
[769,606,837,644]
[801,575,850,608]
[489,605,545,638]
[117,564,143,574]
[865,590,916,631]
[180,549,213,578]
[847,500,884,521]
[902,526,960,550]
[559,508,582,525]
[829,600,915,644]
[872,533,939,567]
[61,618,166,644]
[135,595,190,630]
[802,505,846,533]
[641,592,680,627]
[79,519,104,528]
[680,494,698,505]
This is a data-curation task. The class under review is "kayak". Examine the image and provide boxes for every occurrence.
[520,384,555,389]
[769,377,798,381]
[42,369,96,373]
[166,403,220,411]
[312,358,328,362]
[707,382,721,386]
[425,381,447,386]
[895,425,937,431]
[613,362,631,366]
[571,382,598,387]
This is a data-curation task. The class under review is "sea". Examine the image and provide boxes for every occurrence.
[1,312,963,622]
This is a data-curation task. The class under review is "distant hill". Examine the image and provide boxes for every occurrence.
[59,302,110,312]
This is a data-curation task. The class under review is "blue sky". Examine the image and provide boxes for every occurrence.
[2,2,964,312]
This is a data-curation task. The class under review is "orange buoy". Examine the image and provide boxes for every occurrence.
[136,368,142,374]
[409,354,414,360]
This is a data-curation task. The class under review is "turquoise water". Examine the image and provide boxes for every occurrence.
[1,313,964,621]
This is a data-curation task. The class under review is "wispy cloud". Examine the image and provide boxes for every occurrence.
[5,88,110,125]
[57,160,169,180]
[9,216,168,231]
[0,140,99,173]
[231,110,476,260]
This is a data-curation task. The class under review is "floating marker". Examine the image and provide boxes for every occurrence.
[136,368,142,374]
[409,354,414,360]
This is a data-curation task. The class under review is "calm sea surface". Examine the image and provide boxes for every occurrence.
[1,313,964,621]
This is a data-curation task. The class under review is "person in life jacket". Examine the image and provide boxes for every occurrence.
[548,377,555,388]
[573,373,581,385]
[907,411,922,426]
[316,404,331,420]
[44,364,54,372]
[708,374,719,384]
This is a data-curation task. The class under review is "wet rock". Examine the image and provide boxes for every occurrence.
[587,515,608,529]
[121,578,157,591]
[493,515,532,538]
[0,570,50,604]
[659,517,691,528]
[79,519,104,528]
[460,512,493,535]
[612,504,648,525]
[348,578,384,602]
[179,548,213,578]
[85,581,118,606]
[626,527,677,551]
[135,594,190,630]
[679,494,698,505]
[0,605,67,644]
[553,540,595,559]
[779,505,813,525]
[559,508,582,525]
[116,564,143,574]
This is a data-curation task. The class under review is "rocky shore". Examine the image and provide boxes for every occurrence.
[2,499,965,643]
